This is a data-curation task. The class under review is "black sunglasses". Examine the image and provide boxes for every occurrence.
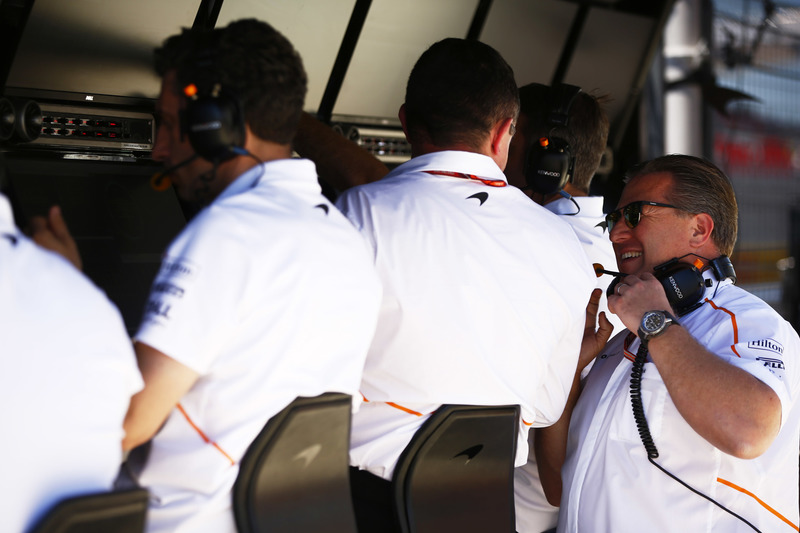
[602,201,681,232]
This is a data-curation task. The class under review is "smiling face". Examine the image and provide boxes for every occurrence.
[609,172,698,276]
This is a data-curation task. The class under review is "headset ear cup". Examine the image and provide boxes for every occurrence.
[656,262,706,316]
[525,136,571,195]
[184,94,245,162]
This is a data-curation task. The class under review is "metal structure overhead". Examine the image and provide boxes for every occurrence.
[0,0,676,154]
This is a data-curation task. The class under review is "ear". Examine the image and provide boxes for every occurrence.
[490,117,515,156]
[689,212,715,249]
[398,104,409,140]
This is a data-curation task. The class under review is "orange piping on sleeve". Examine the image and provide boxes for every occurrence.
[386,402,424,416]
[705,298,741,357]
[176,403,236,466]
[522,418,533,426]
[717,477,799,531]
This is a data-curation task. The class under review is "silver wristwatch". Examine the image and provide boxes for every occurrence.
[638,310,679,342]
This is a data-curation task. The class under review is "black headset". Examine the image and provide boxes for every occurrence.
[181,81,245,163]
[524,83,581,196]
[607,255,737,317]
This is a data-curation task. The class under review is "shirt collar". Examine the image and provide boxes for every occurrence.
[545,195,604,217]
[213,158,318,204]
[215,162,267,203]
[385,151,507,184]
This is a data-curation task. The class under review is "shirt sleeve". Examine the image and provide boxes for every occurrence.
[702,299,800,428]
[134,217,252,374]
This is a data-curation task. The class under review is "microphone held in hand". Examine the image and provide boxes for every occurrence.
[593,263,622,278]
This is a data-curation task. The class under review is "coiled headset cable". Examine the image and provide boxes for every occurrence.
[630,341,762,532]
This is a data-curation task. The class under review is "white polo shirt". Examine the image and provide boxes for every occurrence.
[515,194,625,533]
[0,193,143,533]
[336,150,596,481]
[134,159,381,533]
[543,195,625,335]
[558,272,800,533]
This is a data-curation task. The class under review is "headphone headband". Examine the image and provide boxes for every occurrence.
[547,83,581,128]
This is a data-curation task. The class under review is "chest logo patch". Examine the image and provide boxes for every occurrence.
[748,338,784,356]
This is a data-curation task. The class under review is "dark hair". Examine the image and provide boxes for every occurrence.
[626,154,738,256]
[518,83,609,193]
[154,18,307,145]
[403,38,519,150]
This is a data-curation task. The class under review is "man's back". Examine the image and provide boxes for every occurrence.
[0,195,142,533]
[134,159,381,532]
[338,150,596,480]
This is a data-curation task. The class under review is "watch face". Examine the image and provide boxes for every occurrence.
[643,311,665,333]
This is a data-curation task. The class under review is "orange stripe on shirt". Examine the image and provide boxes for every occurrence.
[705,298,741,357]
[366,396,529,424]
[176,403,236,466]
[361,394,423,416]
[717,477,799,531]
[386,402,424,416]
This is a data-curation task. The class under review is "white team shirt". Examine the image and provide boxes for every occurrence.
[515,194,625,533]
[558,271,800,532]
[543,195,625,335]
[0,193,143,533]
[134,159,381,533]
[336,150,596,481]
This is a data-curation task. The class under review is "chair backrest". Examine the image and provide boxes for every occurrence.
[29,488,148,533]
[233,392,358,533]
[391,404,521,533]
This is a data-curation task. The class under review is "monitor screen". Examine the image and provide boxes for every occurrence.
[2,153,186,334]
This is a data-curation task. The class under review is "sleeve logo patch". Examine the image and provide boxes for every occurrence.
[144,299,172,320]
[756,357,785,371]
[748,338,784,356]
[158,257,198,279]
[756,356,786,379]
[152,282,185,298]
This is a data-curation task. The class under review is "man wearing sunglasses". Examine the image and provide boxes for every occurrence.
[539,154,800,532]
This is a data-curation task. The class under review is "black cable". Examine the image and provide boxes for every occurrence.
[558,189,581,216]
[630,342,659,459]
[630,341,763,532]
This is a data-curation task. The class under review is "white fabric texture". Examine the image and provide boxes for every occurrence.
[0,193,143,533]
[558,271,800,533]
[514,194,625,533]
[134,159,381,533]
[336,150,596,481]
